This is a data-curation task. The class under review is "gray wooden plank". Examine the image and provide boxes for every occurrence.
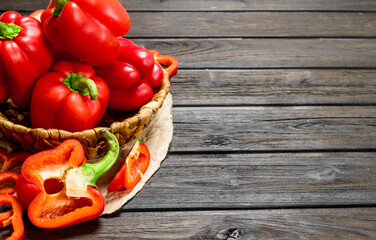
[170,69,376,105]
[170,106,376,152]
[18,208,376,239]
[3,0,376,11]
[124,0,376,11]
[127,12,376,37]
[135,39,376,69]
[123,152,376,210]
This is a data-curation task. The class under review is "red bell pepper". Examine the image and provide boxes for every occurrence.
[30,60,109,132]
[15,174,40,209]
[41,0,131,66]
[107,140,150,191]
[95,38,163,111]
[0,194,24,240]
[21,130,119,229]
[117,38,155,78]
[0,11,54,108]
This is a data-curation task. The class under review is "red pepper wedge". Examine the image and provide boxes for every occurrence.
[22,130,119,229]
[0,11,54,108]
[0,194,24,240]
[0,148,30,173]
[107,140,150,192]
[41,0,131,66]
[30,60,109,132]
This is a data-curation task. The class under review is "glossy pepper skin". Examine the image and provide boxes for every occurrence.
[0,11,54,108]
[40,0,131,66]
[15,174,40,209]
[107,140,150,191]
[95,38,161,111]
[30,60,109,132]
[22,130,119,229]
[0,194,24,240]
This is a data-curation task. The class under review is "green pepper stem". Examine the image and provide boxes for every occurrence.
[80,130,120,187]
[53,0,69,17]
[0,22,22,40]
[63,73,98,100]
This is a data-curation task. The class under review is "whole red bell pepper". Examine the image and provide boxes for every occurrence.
[40,0,131,66]
[21,130,119,229]
[0,11,54,108]
[30,60,109,132]
[95,38,162,111]
[107,140,150,191]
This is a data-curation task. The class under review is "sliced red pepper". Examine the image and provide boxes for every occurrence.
[0,171,19,195]
[107,140,150,192]
[0,171,20,231]
[0,148,30,173]
[22,130,119,229]
[41,0,131,66]
[148,49,179,78]
[0,194,24,240]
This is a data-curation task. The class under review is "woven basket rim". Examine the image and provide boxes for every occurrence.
[0,69,170,144]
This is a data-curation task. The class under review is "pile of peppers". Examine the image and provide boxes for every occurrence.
[0,0,178,238]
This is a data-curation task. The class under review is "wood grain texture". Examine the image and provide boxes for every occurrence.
[134,39,376,69]
[3,0,376,11]
[171,70,376,105]
[14,208,376,239]
[123,152,376,210]
[127,12,376,37]
[170,106,376,152]
[124,0,376,11]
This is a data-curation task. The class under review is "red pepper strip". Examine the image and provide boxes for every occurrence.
[148,49,160,58]
[0,209,13,228]
[148,49,179,77]
[0,148,31,173]
[155,55,179,78]
[23,130,119,229]
[0,171,19,194]
[0,194,24,240]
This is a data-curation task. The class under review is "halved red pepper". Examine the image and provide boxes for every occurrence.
[0,194,24,240]
[21,130,119,229]
[107,140,150,192]
[41,0,131,66]
[30,60,109,132]
[0,11,54,108]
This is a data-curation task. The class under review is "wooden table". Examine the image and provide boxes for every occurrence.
[1,0,376,239]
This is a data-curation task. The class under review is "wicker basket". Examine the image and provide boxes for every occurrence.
[0,69,170,158]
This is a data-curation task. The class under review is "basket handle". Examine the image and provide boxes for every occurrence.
[149,50,178,78]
